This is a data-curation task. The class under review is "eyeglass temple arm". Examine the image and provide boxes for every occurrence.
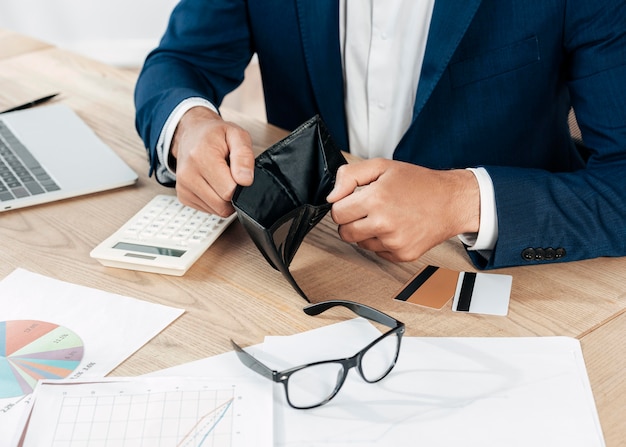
[230,339,279,382]
[303,300,402,328]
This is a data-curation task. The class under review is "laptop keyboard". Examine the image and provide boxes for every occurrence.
[0,121,60,202]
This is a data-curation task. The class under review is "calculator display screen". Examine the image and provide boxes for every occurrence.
[113,242,186,258]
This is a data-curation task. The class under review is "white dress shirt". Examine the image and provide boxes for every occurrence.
[341,0,433,159]
[156,0,498,253]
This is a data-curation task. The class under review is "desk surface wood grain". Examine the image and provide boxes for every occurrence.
[1,29,624,446]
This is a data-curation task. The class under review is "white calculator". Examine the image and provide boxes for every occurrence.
[90,195,237,276]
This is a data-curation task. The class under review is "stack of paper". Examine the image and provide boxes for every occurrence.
[154,318,606,446]
[6,268,605,446]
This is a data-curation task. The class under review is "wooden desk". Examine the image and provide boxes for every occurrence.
[1,29,624,446]
[0,28,52,61]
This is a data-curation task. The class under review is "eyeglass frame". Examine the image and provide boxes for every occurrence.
[231,299,406,409]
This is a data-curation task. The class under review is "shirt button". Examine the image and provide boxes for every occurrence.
[377,102,386,110]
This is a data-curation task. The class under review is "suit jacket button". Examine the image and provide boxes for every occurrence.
[544,247,556,260]
[555,248,566,259]
[534,248,545,260]
[522,248,536,261]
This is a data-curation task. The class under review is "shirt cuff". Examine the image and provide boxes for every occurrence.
[155,97,219,183]
[458,167,498,252]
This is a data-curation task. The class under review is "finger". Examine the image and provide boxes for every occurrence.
[355,238,398,262]
[336,215,378,243]
[375,250,400,263]
[198,147,240,203]
[326,159,385,203]
[201,124,255,200]
[191,191,236,216]
[330,187,370,226]
[355,237,386,252]
[175,152,236,216]
[356,239,412,263]
[177,184,235,217]
[226,127,254,186]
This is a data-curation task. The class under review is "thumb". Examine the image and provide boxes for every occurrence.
[226,127,255,186]
[326,160,384,202]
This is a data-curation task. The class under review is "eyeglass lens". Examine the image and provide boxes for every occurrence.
[286,330,400,408]
[360,331,400,382]
[287,362,345,409]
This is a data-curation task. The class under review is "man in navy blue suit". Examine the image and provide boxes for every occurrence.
[134,0,626,269]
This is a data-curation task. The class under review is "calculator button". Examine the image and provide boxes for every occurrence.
[91,194,237,276]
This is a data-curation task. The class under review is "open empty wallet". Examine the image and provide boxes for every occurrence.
[232,115,347,301]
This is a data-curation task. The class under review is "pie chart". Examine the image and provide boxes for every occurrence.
[0,320,84,399]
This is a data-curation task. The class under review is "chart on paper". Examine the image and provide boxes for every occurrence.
[21,377,272,447]
[0,320,84,399]
[55,389,233,446]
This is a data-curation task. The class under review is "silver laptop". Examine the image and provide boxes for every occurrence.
[0,103,137,212]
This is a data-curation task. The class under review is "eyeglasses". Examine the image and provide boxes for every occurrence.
[231,300,405,409]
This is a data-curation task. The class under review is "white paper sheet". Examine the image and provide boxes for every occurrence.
[19,376,272,447]
[264,323,605,447]
[0,268,184,447]
[153,318,605,446]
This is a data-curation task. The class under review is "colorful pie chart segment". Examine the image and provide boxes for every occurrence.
[0,320,84,399]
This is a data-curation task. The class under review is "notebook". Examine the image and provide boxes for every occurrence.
[0,103,137,212]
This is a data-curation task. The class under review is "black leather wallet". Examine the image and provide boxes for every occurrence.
[232,115,347,301]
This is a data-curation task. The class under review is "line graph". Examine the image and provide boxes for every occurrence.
[53,389,234,446]
[21,377,272,447]
[178,397,233,447]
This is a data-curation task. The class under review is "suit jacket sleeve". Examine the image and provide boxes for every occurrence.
[134,0,253,178]
[472,0,626,269]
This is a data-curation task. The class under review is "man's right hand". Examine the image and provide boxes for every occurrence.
[170,106,255,216]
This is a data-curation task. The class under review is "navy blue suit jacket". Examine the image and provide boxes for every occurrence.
[135,0,626,269]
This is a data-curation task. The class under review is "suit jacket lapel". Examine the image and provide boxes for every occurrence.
[413,0,483,120]
[294,0,483,151]
[295,0,349,150]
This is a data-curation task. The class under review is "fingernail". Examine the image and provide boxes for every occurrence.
[238,168,254,184]
[326,188,337,202]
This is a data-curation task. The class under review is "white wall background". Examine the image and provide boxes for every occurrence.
[0,0,267,121]
[0,0,179,67]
